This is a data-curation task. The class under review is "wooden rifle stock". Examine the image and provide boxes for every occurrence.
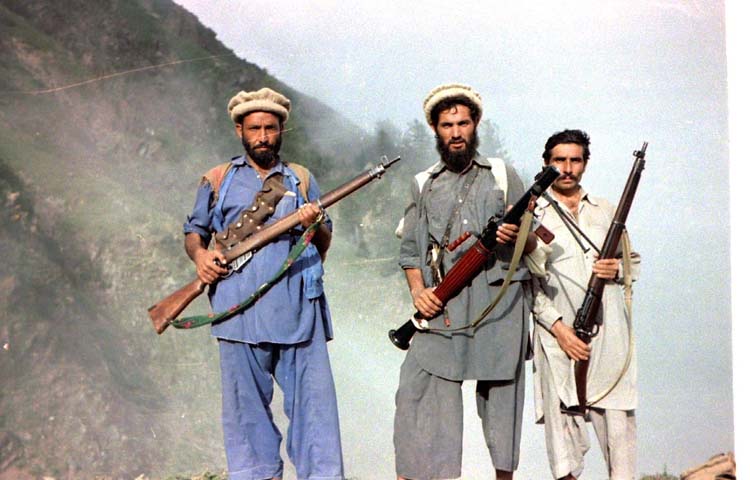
[388,165,560,350]
[148,156,401,334]
[572,142,647,414]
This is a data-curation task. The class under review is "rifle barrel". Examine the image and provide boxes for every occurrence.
[148,156,401,334]
[573,142,647,413]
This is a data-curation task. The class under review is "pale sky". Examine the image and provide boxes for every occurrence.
[173,0,745,477]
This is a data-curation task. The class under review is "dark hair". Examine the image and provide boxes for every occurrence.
[542,129,591,162]
[430,96,481,126]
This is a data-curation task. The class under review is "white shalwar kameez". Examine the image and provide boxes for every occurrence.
[526,190,640,479]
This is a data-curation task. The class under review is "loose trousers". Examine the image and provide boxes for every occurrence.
[540,360,636,479]
[394,351,525,480]
[218,316,344,480]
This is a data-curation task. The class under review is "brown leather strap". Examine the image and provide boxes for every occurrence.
[202,162,233,207]
[588,230,635,407]
[287,162,310,202]
[214,173,288,251]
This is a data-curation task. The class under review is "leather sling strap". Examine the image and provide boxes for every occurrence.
[170,215,325,330]
[428,209,533,333]
[587,229,635,406]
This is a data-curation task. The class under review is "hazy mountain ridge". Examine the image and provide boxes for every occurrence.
[0,0,367,478]
[0,0,527,478]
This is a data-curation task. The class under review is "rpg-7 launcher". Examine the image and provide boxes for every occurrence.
[388,165,560,350]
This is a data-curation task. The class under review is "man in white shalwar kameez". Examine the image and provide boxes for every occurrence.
[525,130,640,480]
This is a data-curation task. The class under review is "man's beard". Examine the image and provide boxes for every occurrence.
[436,133,479,172]
[243,135,282,169]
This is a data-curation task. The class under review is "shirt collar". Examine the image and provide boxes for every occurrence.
[234,155,290,178]
[537,186,599,209]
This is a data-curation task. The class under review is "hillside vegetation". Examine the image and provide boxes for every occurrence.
[0,1,515,478]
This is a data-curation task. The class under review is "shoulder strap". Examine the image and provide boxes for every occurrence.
[287,162,310,202]
[486,157,508,205]
[202,162,233,201]
[414,158,507,201]
[201,161,237,233]
[203,160,311,207]
[395,159,508,238]
[415,161,441,193]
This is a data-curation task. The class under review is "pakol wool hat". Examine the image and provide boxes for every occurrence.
[423,83,483,126]
[227,87,291,124]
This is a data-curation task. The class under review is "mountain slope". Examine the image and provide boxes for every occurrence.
[0,0,365,477]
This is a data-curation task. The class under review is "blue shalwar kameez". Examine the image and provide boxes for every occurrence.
[184,155,344,480]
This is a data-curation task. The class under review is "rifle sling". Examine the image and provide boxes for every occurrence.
[428,209,533,333]
[429,165,480,284]
[170,215,324,330]
[585,229,635,407]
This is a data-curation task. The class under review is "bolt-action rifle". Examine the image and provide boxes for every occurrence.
[572,142,647,414]
[388,165,560,350]
[148,156,401,334]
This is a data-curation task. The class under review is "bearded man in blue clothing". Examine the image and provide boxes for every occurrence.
[183,87,344,480]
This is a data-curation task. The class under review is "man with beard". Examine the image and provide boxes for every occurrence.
[394,84,536,480]
[526,129,639,480]
[183,87,344,480]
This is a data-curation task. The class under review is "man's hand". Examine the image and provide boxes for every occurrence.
[297,202,332,260]
[297,202,322,228]
[593,257,619,280]
[497,223,538,253]
[194,248,228,285]
[496,203,538,253]
[411,286,443,319]
[550,320,591,361]
[496,222,520,245]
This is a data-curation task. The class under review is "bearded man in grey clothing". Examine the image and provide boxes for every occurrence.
[394,84,537,480]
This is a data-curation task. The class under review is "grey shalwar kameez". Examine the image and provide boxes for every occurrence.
[394,155,531,479]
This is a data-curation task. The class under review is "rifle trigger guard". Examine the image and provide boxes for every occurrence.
[590,323,600,338]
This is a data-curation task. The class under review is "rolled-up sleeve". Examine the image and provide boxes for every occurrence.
[398,178,421,270]
[183,181,214,243]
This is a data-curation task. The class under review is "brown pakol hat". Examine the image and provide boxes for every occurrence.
[227,87,291,124]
